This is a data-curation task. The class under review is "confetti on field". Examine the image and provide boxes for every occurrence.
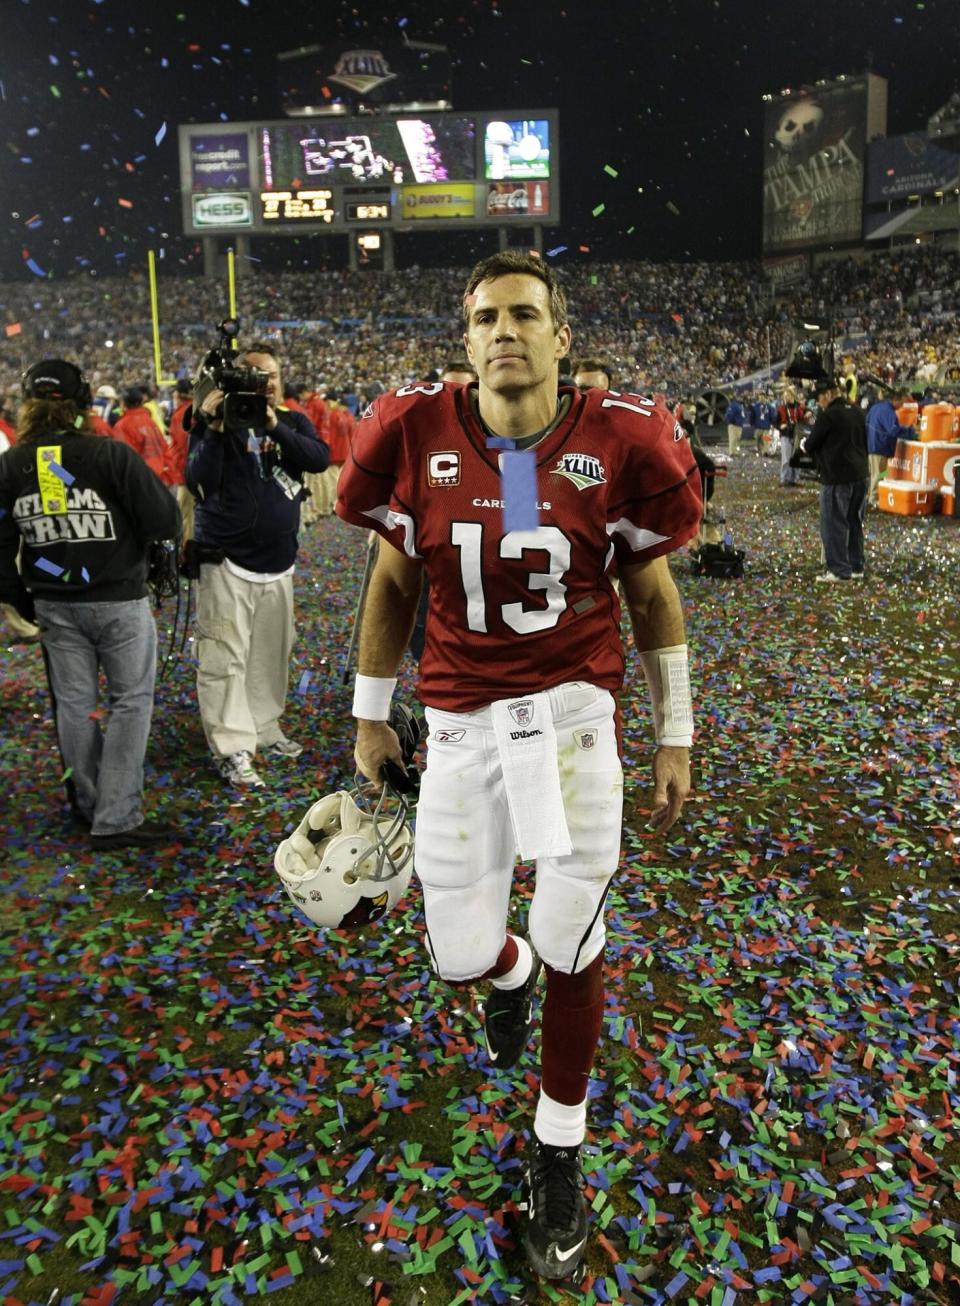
[0,463,958,1304]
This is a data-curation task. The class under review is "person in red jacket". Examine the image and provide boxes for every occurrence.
[113,387,174,486]
[300,387,331,523]
[0,414,15,451]
[282,382,310,417]
[305,388,330,441]
[168,379,195,546]
[314,390,354,515]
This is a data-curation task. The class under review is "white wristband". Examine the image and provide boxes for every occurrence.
[352,674,397,721]
[638,644,693,747]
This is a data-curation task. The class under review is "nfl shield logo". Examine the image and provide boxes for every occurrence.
[575,729,597,750]
[508,699,534,726]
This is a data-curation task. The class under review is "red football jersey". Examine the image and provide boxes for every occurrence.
[337,382,702,711]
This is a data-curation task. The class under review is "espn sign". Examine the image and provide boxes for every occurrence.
[191,192,253,227]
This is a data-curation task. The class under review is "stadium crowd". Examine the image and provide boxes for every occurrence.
[1,243,959,416]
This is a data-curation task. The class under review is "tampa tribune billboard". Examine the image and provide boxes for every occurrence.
[762,74,887,253]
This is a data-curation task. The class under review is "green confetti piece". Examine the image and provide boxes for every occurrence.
[603,165,619,178]
[592,203,605,216]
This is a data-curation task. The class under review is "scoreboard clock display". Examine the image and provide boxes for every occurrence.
[346,200,391,223]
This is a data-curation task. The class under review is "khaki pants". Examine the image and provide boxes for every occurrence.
[727,424,742,455]
[305,464,341,517]
[176,485,196,549]
[868,453,888,506]
[320,463,341,515]
[195,563,295,758]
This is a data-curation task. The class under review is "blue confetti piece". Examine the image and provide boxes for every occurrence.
[344,1147,375,1187]
[81,567,90,583]
[47,460,75,486]
[154,122,167,146]
[35,557,64,577]
[24,256,46,277]
[398,15,408,25]
[546,245,568,257]
[297,671,312,696]
[500,449,539,533]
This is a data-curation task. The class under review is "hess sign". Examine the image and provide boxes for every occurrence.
[261,189,335,222]
[192,192,253,227]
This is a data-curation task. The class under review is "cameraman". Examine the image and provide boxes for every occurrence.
[0,359,180,848]
[187,342,329,788]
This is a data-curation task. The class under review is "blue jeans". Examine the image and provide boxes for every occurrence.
[819,480,868,579]
[780,433,799,484]
[35,598,157,835]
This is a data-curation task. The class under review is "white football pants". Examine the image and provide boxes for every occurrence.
[414,682,623,981]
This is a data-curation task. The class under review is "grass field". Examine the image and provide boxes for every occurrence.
[1,451,958,1305]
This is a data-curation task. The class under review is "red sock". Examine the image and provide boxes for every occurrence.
[541,954,604,1105]
[477,933,519,981]
[444,933,519,987]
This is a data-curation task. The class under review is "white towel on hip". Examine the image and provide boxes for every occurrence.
[490,691,572,861]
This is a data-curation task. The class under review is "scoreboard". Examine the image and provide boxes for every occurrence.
[178,110,559,236]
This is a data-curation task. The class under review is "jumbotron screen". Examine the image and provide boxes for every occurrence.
[178,110,559,235]
[483,119,550,180]
[260,115,477,188]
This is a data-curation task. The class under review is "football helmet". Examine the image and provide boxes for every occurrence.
[275,782,414,930]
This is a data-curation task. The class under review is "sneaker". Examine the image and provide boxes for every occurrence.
[264,736,303,760]
[814,571,850,583]
[91,819,175,850]
[523,1139,588,1280]
[851,570,864,579]
[216,750,266,787]
[483,944,542,1070]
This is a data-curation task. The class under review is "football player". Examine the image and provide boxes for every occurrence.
[336,249,702,1281]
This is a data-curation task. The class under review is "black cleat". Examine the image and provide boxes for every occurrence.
[522,1138,588,1280]
[483,944,541,1070]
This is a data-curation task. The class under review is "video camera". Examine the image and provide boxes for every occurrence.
[193,319,269,430]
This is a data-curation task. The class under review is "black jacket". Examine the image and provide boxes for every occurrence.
[0,429,181,620]
[804,398,868,486]
[187,406,329,574]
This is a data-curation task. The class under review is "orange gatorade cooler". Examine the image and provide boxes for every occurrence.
[876,479,939,516]
[896,400,918,427]
[941,484,955,516]
[918,402,954,442]
[921,443,960,489]
[890,441,960,488]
